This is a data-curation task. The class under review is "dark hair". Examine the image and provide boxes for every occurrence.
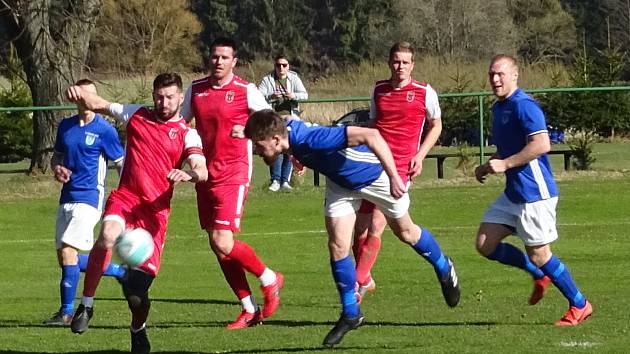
[74,78,95,86]
[153,72,183,91]
[274,54,288,62]
[244,109,287,141]
[389,41,415,61]
[210,37,238,57]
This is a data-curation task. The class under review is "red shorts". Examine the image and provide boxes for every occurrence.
[196,182,249,232]
[103,188,169,277]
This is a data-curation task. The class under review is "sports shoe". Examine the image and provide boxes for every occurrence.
[261,272,284,318]
[280,182,293,191]
[130,327,151,354]
[528,276,551,305]
[43,310,72,326]
[268,180,280,192]
[355,278,376,304]
[322,312,365,347]
[226,308,263,330]
[70,304,93,334]
[438,257,460,308]
[555,301,593,326]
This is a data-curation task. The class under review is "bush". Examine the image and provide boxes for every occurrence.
[0,78,32,163]
[567,130,598,170]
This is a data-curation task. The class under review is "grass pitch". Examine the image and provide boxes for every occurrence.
[0,150,629,353]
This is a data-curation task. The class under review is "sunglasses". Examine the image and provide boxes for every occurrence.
[275,63,289,68]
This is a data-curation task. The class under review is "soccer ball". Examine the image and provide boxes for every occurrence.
[114,228,154,267]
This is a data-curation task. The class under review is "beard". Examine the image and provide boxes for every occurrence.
[262,154,278,166]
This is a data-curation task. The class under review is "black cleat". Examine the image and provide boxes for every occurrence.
[43,310,72,326]
[131,327,151,354]
[439,257,460,307]
[322,313,365,348]
[70,304,93,334]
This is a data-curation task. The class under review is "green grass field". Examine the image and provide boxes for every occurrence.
[1,144,629,353]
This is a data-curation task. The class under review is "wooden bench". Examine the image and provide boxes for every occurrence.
[426,149,574,179]
[312,149,574,185]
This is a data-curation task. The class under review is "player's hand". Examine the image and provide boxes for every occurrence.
[389,173,406,199]
[231,124,245,138]
[487,159,508,174]
[167,169,192,184]
[53,164,72,183]
[290,156,306,176]
[474,164,488,183]
[65,85,83,103]
[408,156,423,181]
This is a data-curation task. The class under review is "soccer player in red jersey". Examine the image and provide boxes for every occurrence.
[181,37,284,329]
[66,73,208,353]
[353,42,460,307]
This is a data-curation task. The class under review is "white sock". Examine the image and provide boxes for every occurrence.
[258,268,276,287]
[81,296,94,308]
[240,295,257,313]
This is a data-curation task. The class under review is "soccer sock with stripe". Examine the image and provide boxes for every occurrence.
[60,264,80,316]
[331,256,360,318]
[411,227,450,278]
[487,243,545,279]
[540,255,586,308]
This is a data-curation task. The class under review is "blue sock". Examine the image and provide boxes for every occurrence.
[60,265,80,316]
[541,255,586,308]
[79,253,126,279]
[412,227,450,278]
[487,243,545,279]
[331,256,360,318]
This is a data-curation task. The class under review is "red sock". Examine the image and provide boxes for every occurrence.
[356,235,381,285]
[228,240,266,277]
[219,255,251,299]
[83,245,112,297]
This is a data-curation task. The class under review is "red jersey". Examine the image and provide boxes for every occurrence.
[110,104,204,212]
[370,79,441,181]
[182,75,270,186]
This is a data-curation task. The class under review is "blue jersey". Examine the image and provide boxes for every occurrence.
[491,88,558,203]
[287,120,383,190]
[54,114,124,210]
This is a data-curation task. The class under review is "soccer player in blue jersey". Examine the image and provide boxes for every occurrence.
[44,79,126,326]
[475,55,592,326]
[243,110,460,347]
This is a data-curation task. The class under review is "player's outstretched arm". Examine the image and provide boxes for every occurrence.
[346,126,405,198]
[66,86,111,115]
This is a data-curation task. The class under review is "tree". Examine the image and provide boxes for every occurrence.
[89,0,202,75]
[0,0,101,174]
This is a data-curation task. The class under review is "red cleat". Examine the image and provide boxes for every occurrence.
[226,308,262,330]
[555,301,593,326]
[529,276,551,305]
[261,272,284,319]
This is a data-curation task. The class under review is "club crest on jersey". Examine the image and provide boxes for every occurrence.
[406,91,415,102]
[225,90,235,103]
[85,132,98,146]
[168,128,178,139]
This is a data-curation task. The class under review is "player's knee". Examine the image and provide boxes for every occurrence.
[126,293,150,311]
[100,225,122,249]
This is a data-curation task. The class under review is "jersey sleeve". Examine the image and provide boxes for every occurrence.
[183,128,205,160]
[102,125,125,163]
[108,103,143,125]
[247,84,272,112]
[425,84,441,120]
[292,122,347,151]
[181,86,194,121]
[519,99,547,136]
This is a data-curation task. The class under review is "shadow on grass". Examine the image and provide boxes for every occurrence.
[98,297,238,306]
[1,348,343,354]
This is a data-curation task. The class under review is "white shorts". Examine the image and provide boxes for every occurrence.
[481,193,558,246]
[55,203,101,251]
[324,172,409,219]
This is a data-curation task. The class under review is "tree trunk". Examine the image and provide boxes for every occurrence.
[0,0,102,175]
